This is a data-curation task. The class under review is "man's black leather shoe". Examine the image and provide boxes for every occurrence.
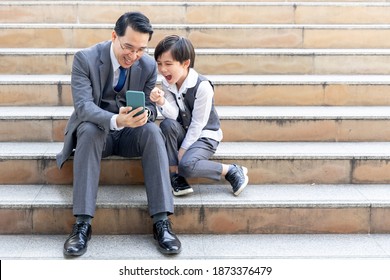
[63,221,92,256]
[153,219,182,254]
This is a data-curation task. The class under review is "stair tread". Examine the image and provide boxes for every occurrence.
[1,74,390,84]
[1,184,389,208]
[1,141,390,159]
[3,1,390,6]
[3,22,390,28]
[2,106,390,120]
[2,48,390,55]
[1,233,390,259]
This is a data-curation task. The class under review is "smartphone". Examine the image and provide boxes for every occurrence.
[126,90,145,117]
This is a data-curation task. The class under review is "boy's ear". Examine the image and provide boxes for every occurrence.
[183,59,191,68]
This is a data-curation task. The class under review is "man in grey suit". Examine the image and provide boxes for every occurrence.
[56,12,181,256]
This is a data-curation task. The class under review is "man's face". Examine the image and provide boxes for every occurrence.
[112,26,149,68]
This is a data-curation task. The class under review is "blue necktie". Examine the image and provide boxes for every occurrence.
[114,66,126,92]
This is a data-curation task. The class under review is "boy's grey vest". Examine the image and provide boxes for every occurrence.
[176,75,220,132]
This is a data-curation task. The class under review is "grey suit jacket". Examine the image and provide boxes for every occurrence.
[56,40,158,168]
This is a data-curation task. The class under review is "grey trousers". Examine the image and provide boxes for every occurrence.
[160,119,223,181]
[72,121,174,217]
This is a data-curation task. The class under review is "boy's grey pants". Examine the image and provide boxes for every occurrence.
[160,118,223,181]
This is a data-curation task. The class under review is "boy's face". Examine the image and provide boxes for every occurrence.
[156,50,190,88]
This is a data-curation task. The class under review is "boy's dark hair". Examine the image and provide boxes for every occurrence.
[154,35,195,68]
[114,12,153,41]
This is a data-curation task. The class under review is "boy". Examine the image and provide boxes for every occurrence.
[150,35,249,196]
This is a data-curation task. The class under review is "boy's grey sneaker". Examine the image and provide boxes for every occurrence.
[171,174,194,196]
[225,164,249,196]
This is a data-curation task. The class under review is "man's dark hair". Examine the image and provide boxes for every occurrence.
[154,35,195,68]
[114,12,153,41]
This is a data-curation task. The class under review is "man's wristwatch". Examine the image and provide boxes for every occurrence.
[145,108,151,118]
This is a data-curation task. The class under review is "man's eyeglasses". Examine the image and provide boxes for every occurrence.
[118,38,148,55]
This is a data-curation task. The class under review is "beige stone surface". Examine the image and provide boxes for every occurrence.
[0,120,53,141]
[203,207,369,234]
[352,160,390,183]
[337,120,390,141]
[0,5,76,23]
[247,159,351,184]
[33,208,74,234]
[371,208,390,233]
[0,55,72,75]
[304,29,390,48]
[296,6,390,24]
[186,5,293,24]
[221,120,338,142]
[0,160,41,184]
[325,85,390,106]
[0,84,72,106]
[314,55,390,75]
[215,84,324,106]
[0,209,32,234]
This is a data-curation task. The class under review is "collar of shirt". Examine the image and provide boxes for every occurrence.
[110,43,122,86]
[162,68,198,95]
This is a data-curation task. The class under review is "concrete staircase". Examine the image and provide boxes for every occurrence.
[1,1,390,259]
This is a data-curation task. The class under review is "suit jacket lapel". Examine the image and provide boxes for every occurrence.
[99,41,112,100]
[129,60,141,90]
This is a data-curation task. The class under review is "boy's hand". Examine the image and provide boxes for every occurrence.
[150,87,165,106]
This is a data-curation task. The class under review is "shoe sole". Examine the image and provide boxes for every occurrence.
[63,232,91,257]
[233,166,249,196]
[63,248,87,257]
[157,245,182,255]
[172,188,194,196]
[153,234,182,255]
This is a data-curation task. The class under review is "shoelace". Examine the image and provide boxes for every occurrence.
[172,175,187,188]
[71,223,89,237]
[156,220,172,235]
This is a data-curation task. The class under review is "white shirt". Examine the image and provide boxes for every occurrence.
[109,43,124,130]
[157,69,223,150]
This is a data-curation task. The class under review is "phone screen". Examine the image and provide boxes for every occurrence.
[126,90,145,116]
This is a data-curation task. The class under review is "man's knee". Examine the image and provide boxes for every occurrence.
[77,122,106,143]
[141,123,165,143]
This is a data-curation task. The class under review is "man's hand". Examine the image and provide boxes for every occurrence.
[116,106,148,128]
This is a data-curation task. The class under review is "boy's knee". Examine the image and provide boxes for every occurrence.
[160,119,179,135]
[178,159,197,178]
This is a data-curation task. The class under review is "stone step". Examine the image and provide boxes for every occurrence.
[84,0,390,1]
[2,48,390,75]
[2,74,390,106]
[2,106,390,142]
[1,23,390,48]
[2,233,390,260]
[2,2,390,24]
[1,183,389,234]
[1,142,390,185]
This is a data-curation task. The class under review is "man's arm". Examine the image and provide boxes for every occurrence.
[71,50,114,132]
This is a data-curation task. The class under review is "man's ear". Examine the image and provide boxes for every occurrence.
[111,30,117,42]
